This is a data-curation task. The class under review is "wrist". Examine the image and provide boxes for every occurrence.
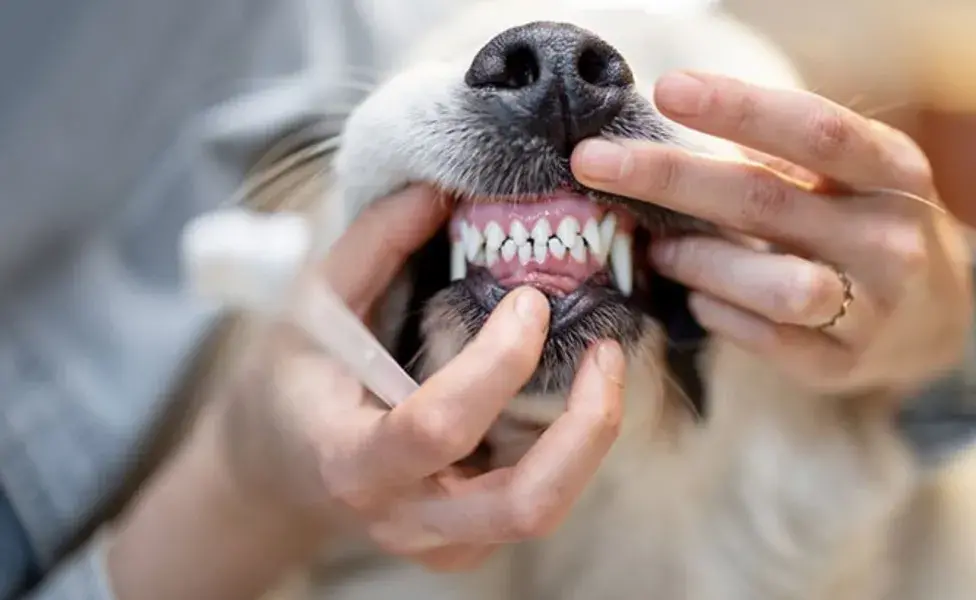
[106,410,326,600]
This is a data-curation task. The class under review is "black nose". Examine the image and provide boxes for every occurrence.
[465,21,634,156]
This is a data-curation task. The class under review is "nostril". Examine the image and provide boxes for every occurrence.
[577,45,632,88]
[501,45,540,89]
[466,43,541,90]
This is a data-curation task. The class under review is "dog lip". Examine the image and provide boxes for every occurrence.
[461,267,621,333]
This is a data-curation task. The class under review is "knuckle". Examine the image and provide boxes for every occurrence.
[785,262,839,323]
[738,171,792,231]
[407,411,480,464]
[640,148,682,198]
[866,220,929,279]
[723,84,759,132]
[504,486,563,540]
[806,107,852,162]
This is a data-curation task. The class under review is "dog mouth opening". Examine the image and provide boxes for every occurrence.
[449,189,643,334]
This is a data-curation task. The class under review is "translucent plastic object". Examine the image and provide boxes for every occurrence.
[181,208,419,408]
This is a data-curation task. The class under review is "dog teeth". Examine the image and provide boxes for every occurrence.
[582,218,602,258]
[531,218,552,243]
[450,241,466,281]
[501,239,517,263]
[457,214,632,296]
[484,221,505,252]
[556,216,580,248]
[547,237,567,260]
[510,220,529,246]
[597,213,617,265]
[610,233,633,297]
[463,222,483,262]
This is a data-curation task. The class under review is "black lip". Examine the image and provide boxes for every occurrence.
[461,267,625,333]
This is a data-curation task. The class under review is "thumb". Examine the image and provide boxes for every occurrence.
[319,185,450,315]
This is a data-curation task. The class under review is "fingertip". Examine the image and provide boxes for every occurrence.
[570,138,633,184]
[594,340,626,387]
[510,286,550,331]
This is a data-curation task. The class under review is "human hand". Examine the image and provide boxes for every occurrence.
[571,71,973,395]
[213,185,625,571]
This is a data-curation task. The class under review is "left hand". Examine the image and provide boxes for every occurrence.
[571,71,973,395]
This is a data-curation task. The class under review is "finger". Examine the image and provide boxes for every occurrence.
[413,545,497,572]
[571,138,840,253]
[687,292,857,385]
[320,185,450,315]
[649,236,847,327]
[400,341,626,544]
[651,71,934,194]
[355,287,551,488]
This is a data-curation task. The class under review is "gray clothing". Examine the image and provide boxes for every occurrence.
[0,0,972,598]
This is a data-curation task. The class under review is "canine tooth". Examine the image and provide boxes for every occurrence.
[485,245,499,267]
[610,233,633,297]
[570,237,587,263]
[501,239,517,262]
[533,239,547,263]
[471,247,486,266]
[548,238,567,260]
[531,218,552,243]
[518,242,532,266]
[484,221,505,252]
[450,241,466,281]
[582,218,602,256]
[464,223,483,262]
[556,216,580,248]
[510,220,529,246]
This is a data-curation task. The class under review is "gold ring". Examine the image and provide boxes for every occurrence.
[816,263,854,331]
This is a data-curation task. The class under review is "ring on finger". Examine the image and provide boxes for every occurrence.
[813,262,854,331]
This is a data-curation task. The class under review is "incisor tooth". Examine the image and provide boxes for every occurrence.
[533,239,547,263]
[557,216,580,247]
[570,237,586,263]
[450,241,466,281]
[531,218,552,243]
[464,223,483,261]
[582,218,601,256]
[518,242,532,265]
[548,238,567,260]
[510,220,529,246]
[485,245,499,267]
[484,221,505,251]
[610,233,633,296]
[501,239,517,262]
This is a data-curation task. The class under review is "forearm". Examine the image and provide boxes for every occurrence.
[104,414,324,600]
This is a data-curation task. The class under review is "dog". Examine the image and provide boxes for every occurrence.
[161,1,976,598]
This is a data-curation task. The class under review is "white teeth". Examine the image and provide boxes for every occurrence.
[484,221,505,252]
[501,239,517,262]
[533,239,547,263]
[570,237,587,263]
[599,213,617,256]
[458,214,632,297]
[548,237,567,260]
[510,220,529,246]
[464,222,483,262]
[582,218,602,258]
[485,245,499,267]
[451,241,466,281]
[557,216,580,248]
[531,218,552,243]
[610,233,633,297]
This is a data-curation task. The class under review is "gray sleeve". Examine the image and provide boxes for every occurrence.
[21,535,115,600]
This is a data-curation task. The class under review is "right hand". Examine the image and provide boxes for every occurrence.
[211,185,627,571]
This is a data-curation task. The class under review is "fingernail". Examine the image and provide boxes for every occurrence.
[595,341,626,386]
[513,288,550,331]
[573,139,633,182]
[655,72,706,117]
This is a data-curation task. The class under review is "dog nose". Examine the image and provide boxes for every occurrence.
[465,21,634,155]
